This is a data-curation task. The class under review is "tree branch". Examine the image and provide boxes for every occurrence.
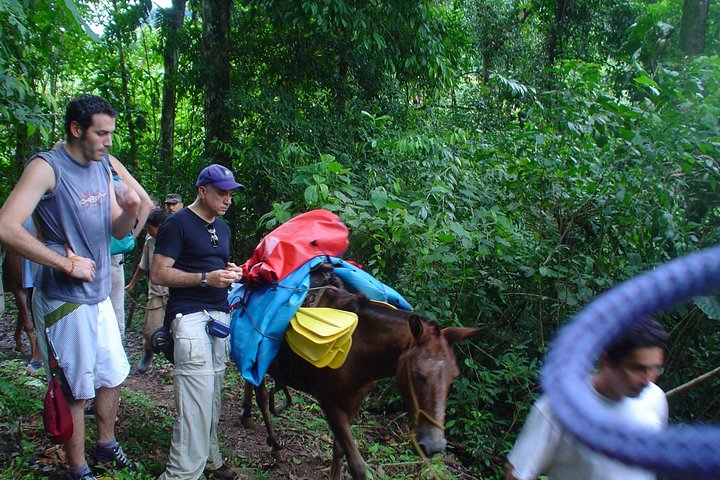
[666,365,720,398]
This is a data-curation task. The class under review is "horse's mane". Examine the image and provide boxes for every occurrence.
[308,263,441,338]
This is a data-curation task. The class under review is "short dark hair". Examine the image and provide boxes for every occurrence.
[64,94,118,140]
[147,208,169,227]
[604,317,669,364]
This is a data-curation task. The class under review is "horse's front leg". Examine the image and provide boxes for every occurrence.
[13,316,24,354]
[20,295,38,358]
[12,290,28,355]
[331,438,345,480]
[324,405,367,480]
[241,381,255,428]
[255,382,284,462]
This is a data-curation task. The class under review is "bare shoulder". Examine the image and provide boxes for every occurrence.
[14,156,56,195]
[0,156,55,225]
[108,154,126,173]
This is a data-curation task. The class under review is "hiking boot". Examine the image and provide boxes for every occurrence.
[25,360,44,376]
[94,443,137,471]
[135,350,153,374]
[204,464,239,480]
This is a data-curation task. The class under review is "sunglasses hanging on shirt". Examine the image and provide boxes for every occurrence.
[206,224,218,248]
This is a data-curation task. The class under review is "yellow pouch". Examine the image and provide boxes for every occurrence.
[294,307,358,339]
[286,307,358,368]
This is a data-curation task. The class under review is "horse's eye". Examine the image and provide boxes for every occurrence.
[412,371,427,383]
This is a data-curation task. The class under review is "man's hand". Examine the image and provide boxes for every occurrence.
[65,245,96,282]
[115,182,141,214]
[124,281,136,293]
[208,269,238,288]
[226,262,242,283]
[225,261,242,272]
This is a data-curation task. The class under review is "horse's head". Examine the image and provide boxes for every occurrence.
[396,315,481,457]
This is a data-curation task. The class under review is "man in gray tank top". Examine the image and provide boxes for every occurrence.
[0,94,141,480]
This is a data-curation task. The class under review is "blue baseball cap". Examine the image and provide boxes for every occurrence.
[195,164,244,191]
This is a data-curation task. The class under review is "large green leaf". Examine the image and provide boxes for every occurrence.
[693,296,720,321]
[63,0,100,42]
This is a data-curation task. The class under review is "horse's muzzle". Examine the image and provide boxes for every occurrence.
[416,424,447,456]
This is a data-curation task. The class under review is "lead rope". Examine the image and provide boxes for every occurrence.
[403,341,444,480]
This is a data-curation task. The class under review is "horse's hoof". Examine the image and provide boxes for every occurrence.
[270,450,284,462]
[241,417,254,428]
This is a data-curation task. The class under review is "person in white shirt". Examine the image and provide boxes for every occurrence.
[124,208,170,373]
[506,318,669,480]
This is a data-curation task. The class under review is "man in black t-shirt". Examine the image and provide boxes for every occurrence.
[151,164,245,480]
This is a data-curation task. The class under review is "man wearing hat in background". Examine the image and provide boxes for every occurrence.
[151,164,247,480]
[164,193,183,214]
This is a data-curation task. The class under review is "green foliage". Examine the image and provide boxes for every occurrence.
[255,51,719,478]
[0,359,51,479]
[1,0,719,478]
[0,359,44,417]
[0,359,171,479]
[365,439,456,479]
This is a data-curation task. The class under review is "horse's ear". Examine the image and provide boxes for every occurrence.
[408,315,424,340]
[442,327,482,346]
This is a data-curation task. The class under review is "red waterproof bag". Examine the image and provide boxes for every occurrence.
[43,351,73,444]
[240,209,349,286]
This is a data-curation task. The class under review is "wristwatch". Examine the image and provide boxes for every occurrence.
[200,272,208,287]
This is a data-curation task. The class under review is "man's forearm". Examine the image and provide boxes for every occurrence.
[133,199,153,238]
[0,224,72,274]
[112,210,139,239]
[109,154,152,236]
[150,264,202,288]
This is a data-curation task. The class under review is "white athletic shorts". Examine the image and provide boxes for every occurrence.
[33,289,130,399]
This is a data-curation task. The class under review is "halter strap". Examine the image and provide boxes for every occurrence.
[301,284,338,307]
[405,344,445,431]
[403,339,444,480]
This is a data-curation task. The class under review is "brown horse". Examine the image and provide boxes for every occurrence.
[241,276,481,479]
[2,248,39,358]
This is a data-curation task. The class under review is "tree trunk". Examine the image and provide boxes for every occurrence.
[14,123,39,172]
[202,0,234,168]
[482,51,489,85]
[679,0,709,55]
[110,0,138,169]
[118,39,138,169]
[546,0,569,66]
[159,0,187,166]
[335,54,349,116]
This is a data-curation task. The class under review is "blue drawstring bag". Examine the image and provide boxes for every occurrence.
[110,233,135,255]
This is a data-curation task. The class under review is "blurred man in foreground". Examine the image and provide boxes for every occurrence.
[505,318,669,480]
